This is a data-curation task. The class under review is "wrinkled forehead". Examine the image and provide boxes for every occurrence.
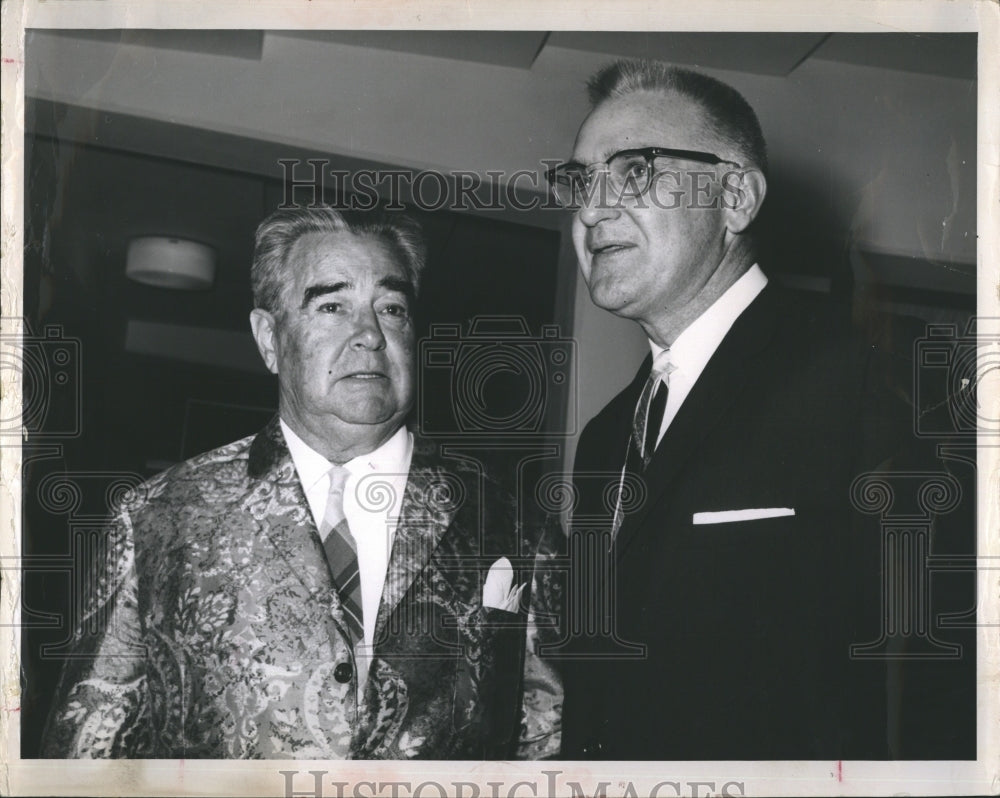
[277,230,406,306]
[572,89,720,163]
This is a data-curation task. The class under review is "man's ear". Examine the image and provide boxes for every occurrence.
[721,168,767,235]
[249,308,280,375]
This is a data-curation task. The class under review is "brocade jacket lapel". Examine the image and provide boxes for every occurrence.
[373,443,459,649]
[247,415,356,644]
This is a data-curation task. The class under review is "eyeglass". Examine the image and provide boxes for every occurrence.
[546,146,742,209]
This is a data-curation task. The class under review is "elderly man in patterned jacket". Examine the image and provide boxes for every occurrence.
[42,206,561,759]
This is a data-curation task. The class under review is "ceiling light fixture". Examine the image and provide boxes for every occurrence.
[126,236,216,290]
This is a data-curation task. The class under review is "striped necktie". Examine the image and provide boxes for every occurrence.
[632,349,674,468]
[320,464,364,643]
[611,350,674,542]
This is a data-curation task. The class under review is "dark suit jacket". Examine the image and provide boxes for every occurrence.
[557,285,975,760]
[42,418,550,759]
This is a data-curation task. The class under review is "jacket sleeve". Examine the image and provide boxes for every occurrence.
[40,505,151,758]
[516,512,564,759]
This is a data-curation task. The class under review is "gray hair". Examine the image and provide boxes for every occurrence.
[251,206,427,313]
[586,59,768,175]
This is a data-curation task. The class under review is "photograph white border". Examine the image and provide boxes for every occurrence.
[2,1,997,796]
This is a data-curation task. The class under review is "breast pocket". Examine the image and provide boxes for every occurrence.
[688,508,799,554]
[692,507,796,525]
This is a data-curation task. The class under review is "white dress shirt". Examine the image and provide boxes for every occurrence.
[279,420,413,656]
[649,264,768,448]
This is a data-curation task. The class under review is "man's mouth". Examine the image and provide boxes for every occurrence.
[344,371,387,380]
[589,241,634,256]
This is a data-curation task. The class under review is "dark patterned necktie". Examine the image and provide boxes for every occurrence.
[611,350,673,542]
[320,464,364,642]
[632,349,673,467]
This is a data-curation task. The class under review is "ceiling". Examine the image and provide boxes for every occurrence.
[43,29,977,79]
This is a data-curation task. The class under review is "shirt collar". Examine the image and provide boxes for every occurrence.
[342,424,413,477]
[280,419,413,489]
[650,264,768,376]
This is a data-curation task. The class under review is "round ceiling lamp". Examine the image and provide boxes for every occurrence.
[126,236,217,290]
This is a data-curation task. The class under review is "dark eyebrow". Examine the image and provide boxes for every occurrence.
[301,281,349,309]
[379,276,416,302]
[300,277,415,309]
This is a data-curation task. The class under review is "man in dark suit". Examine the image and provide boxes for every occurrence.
[545,60,974,759]
[43,207,559,759]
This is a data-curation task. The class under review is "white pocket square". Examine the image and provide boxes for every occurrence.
[483,557,526,612]
[692,507,795,524]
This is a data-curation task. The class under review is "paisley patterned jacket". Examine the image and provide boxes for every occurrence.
[41,417,561,759]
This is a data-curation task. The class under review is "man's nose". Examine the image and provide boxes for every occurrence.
[576,178,622,227]
[351,309,386,349]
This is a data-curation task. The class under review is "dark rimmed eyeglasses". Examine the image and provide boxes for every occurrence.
[546,146,742,209]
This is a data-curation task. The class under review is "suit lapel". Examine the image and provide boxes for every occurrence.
[248,421,460,646]
[373,443,457,644]
[613,285,785,560]
[245,416,336,601]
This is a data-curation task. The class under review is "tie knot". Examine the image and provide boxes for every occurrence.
[321,464,351,538]
[328,464,350,498]
[651,349,673,380]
